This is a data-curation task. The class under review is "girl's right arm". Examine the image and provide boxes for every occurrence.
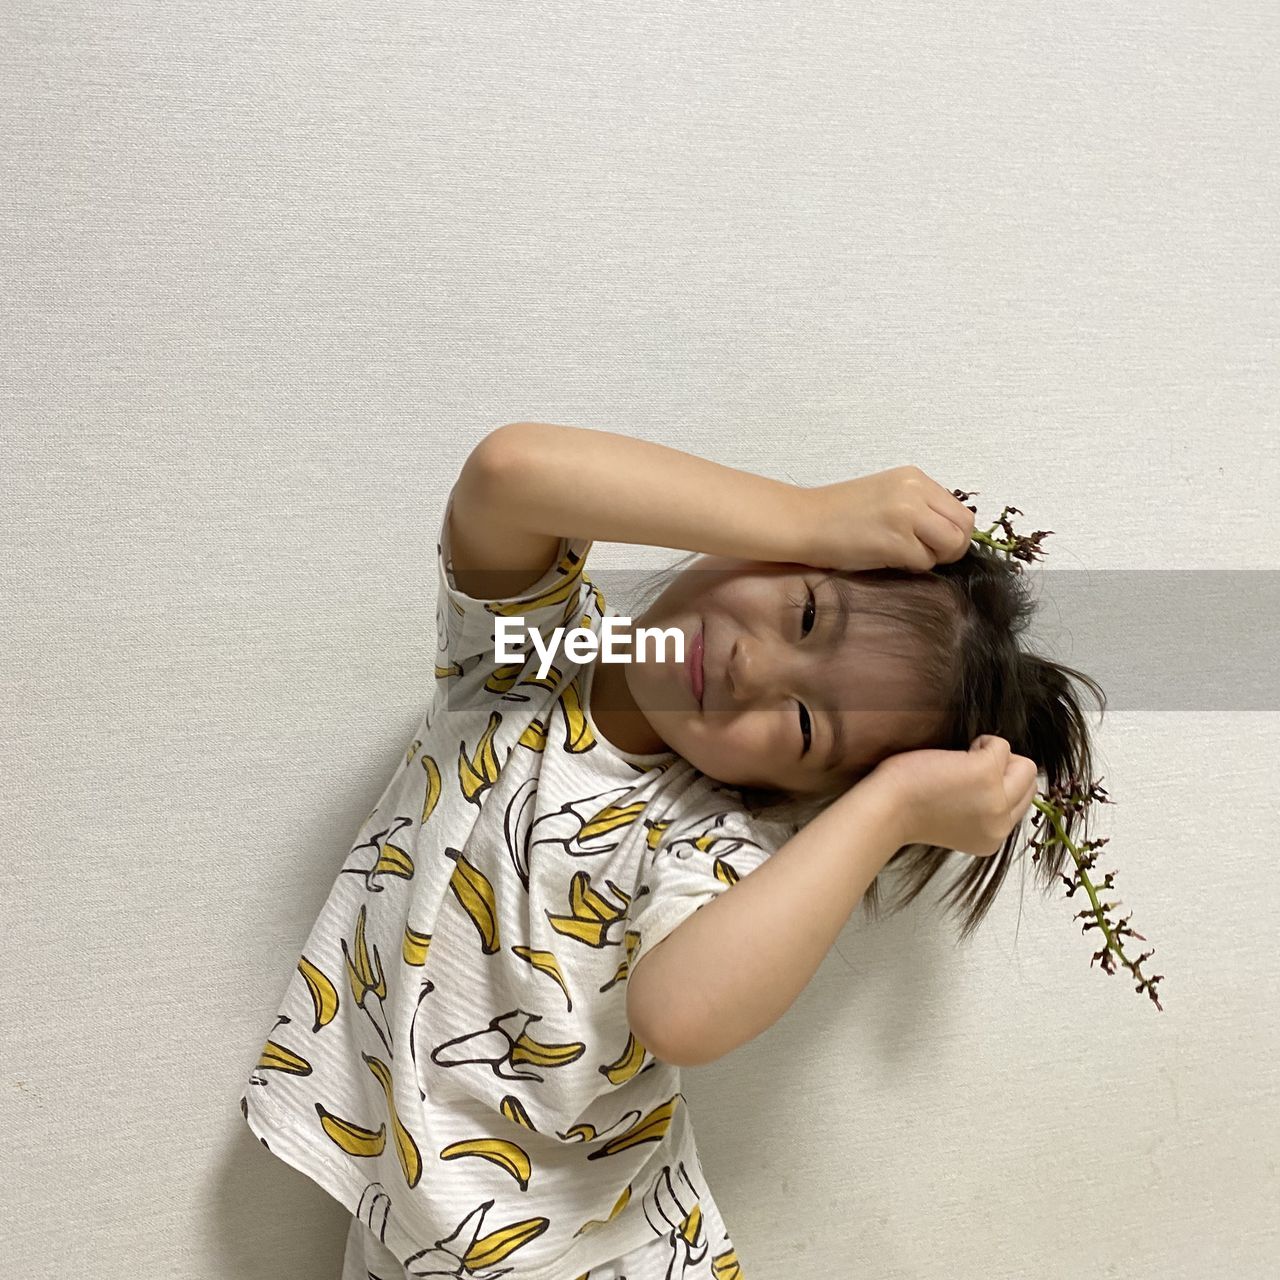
[466,421,819,563]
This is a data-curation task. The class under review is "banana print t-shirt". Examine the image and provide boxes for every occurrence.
[239,484,795,1280]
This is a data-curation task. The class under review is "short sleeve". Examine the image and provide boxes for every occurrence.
[433,481,595,672]
[626,800,794,977]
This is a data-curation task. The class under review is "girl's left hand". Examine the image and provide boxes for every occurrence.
[803,466,975,573]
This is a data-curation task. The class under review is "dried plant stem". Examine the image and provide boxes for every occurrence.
[1029,792,1164,1012]
[951,489,1165,1011]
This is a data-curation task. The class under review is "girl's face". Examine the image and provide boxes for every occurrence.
[593,555,940,794]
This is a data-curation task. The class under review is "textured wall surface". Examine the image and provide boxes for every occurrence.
[3,2,1277,1277]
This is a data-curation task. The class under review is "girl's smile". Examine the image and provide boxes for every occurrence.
[585,556,942,795]
[687,623,705,706]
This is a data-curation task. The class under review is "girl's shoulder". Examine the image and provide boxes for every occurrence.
[656,772,800,850]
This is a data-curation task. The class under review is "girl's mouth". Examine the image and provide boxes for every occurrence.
[688,624,705,707]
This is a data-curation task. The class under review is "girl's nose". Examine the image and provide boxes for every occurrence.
[728,633,785,703]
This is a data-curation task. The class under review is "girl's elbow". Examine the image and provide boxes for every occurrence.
[627,995,722,1068]
[466,422,527,483]
[626,964,695,1067]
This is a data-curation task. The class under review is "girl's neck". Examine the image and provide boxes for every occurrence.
[588,657,669,757]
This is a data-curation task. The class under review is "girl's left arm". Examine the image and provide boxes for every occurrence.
[626,775,907,1068]
[474,421,820,563]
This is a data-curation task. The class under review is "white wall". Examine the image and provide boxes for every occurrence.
[2,2,1276,1276]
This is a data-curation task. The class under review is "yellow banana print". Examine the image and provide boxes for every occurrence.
[511,945,573,1011]
[434,659,464,680]
[672,824,760,891]
[483,547,586,618]
[569,872,631,922]
[518,666,564,694]
[509,1028,586,1069]
[559,677,596,754]
[586,1095,680,1160]
[257,1039,312,1076]
[344,904,387,1005]
[297,955,339,1033]
[342,903,392,1054]
[646,819,672,850]
[546,871,629,948]
[459,711,503,803]
[579,801,647,841]
[364,1053,423,1189]
[544,914,610,948]
[439,1137,533,1191]
[574,1183,632,1237]
[446,851,501,955]
[402,924,431,968]
[712,1247,744,1279]
[370,839,414,882]
[420,752,441,826]
[714,857,740,888]
[483,663,527,695]
[500,1094,537,1130]
[563,676,598,751]
[597,1032,647,1086]
[678,1200,704,1251]
[316,1102,386,1158]
[461,1216,551,1270]
[518,717,548,751]
[599,957,628,992]
[504,776,538,890]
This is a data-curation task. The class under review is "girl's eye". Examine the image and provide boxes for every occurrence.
[798,584,815,754]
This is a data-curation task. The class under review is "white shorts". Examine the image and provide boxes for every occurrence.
[340,1190,744,1279]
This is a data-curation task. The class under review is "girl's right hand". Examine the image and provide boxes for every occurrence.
[805,465,975,574]
[864,735,1041,857]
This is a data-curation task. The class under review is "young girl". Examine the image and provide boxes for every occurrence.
[240,421,1103,1280]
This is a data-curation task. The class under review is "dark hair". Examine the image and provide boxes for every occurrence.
[625,543,1107,944]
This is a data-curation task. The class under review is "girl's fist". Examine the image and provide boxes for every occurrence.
[805,465,975,573]
[865,734,1040,858]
